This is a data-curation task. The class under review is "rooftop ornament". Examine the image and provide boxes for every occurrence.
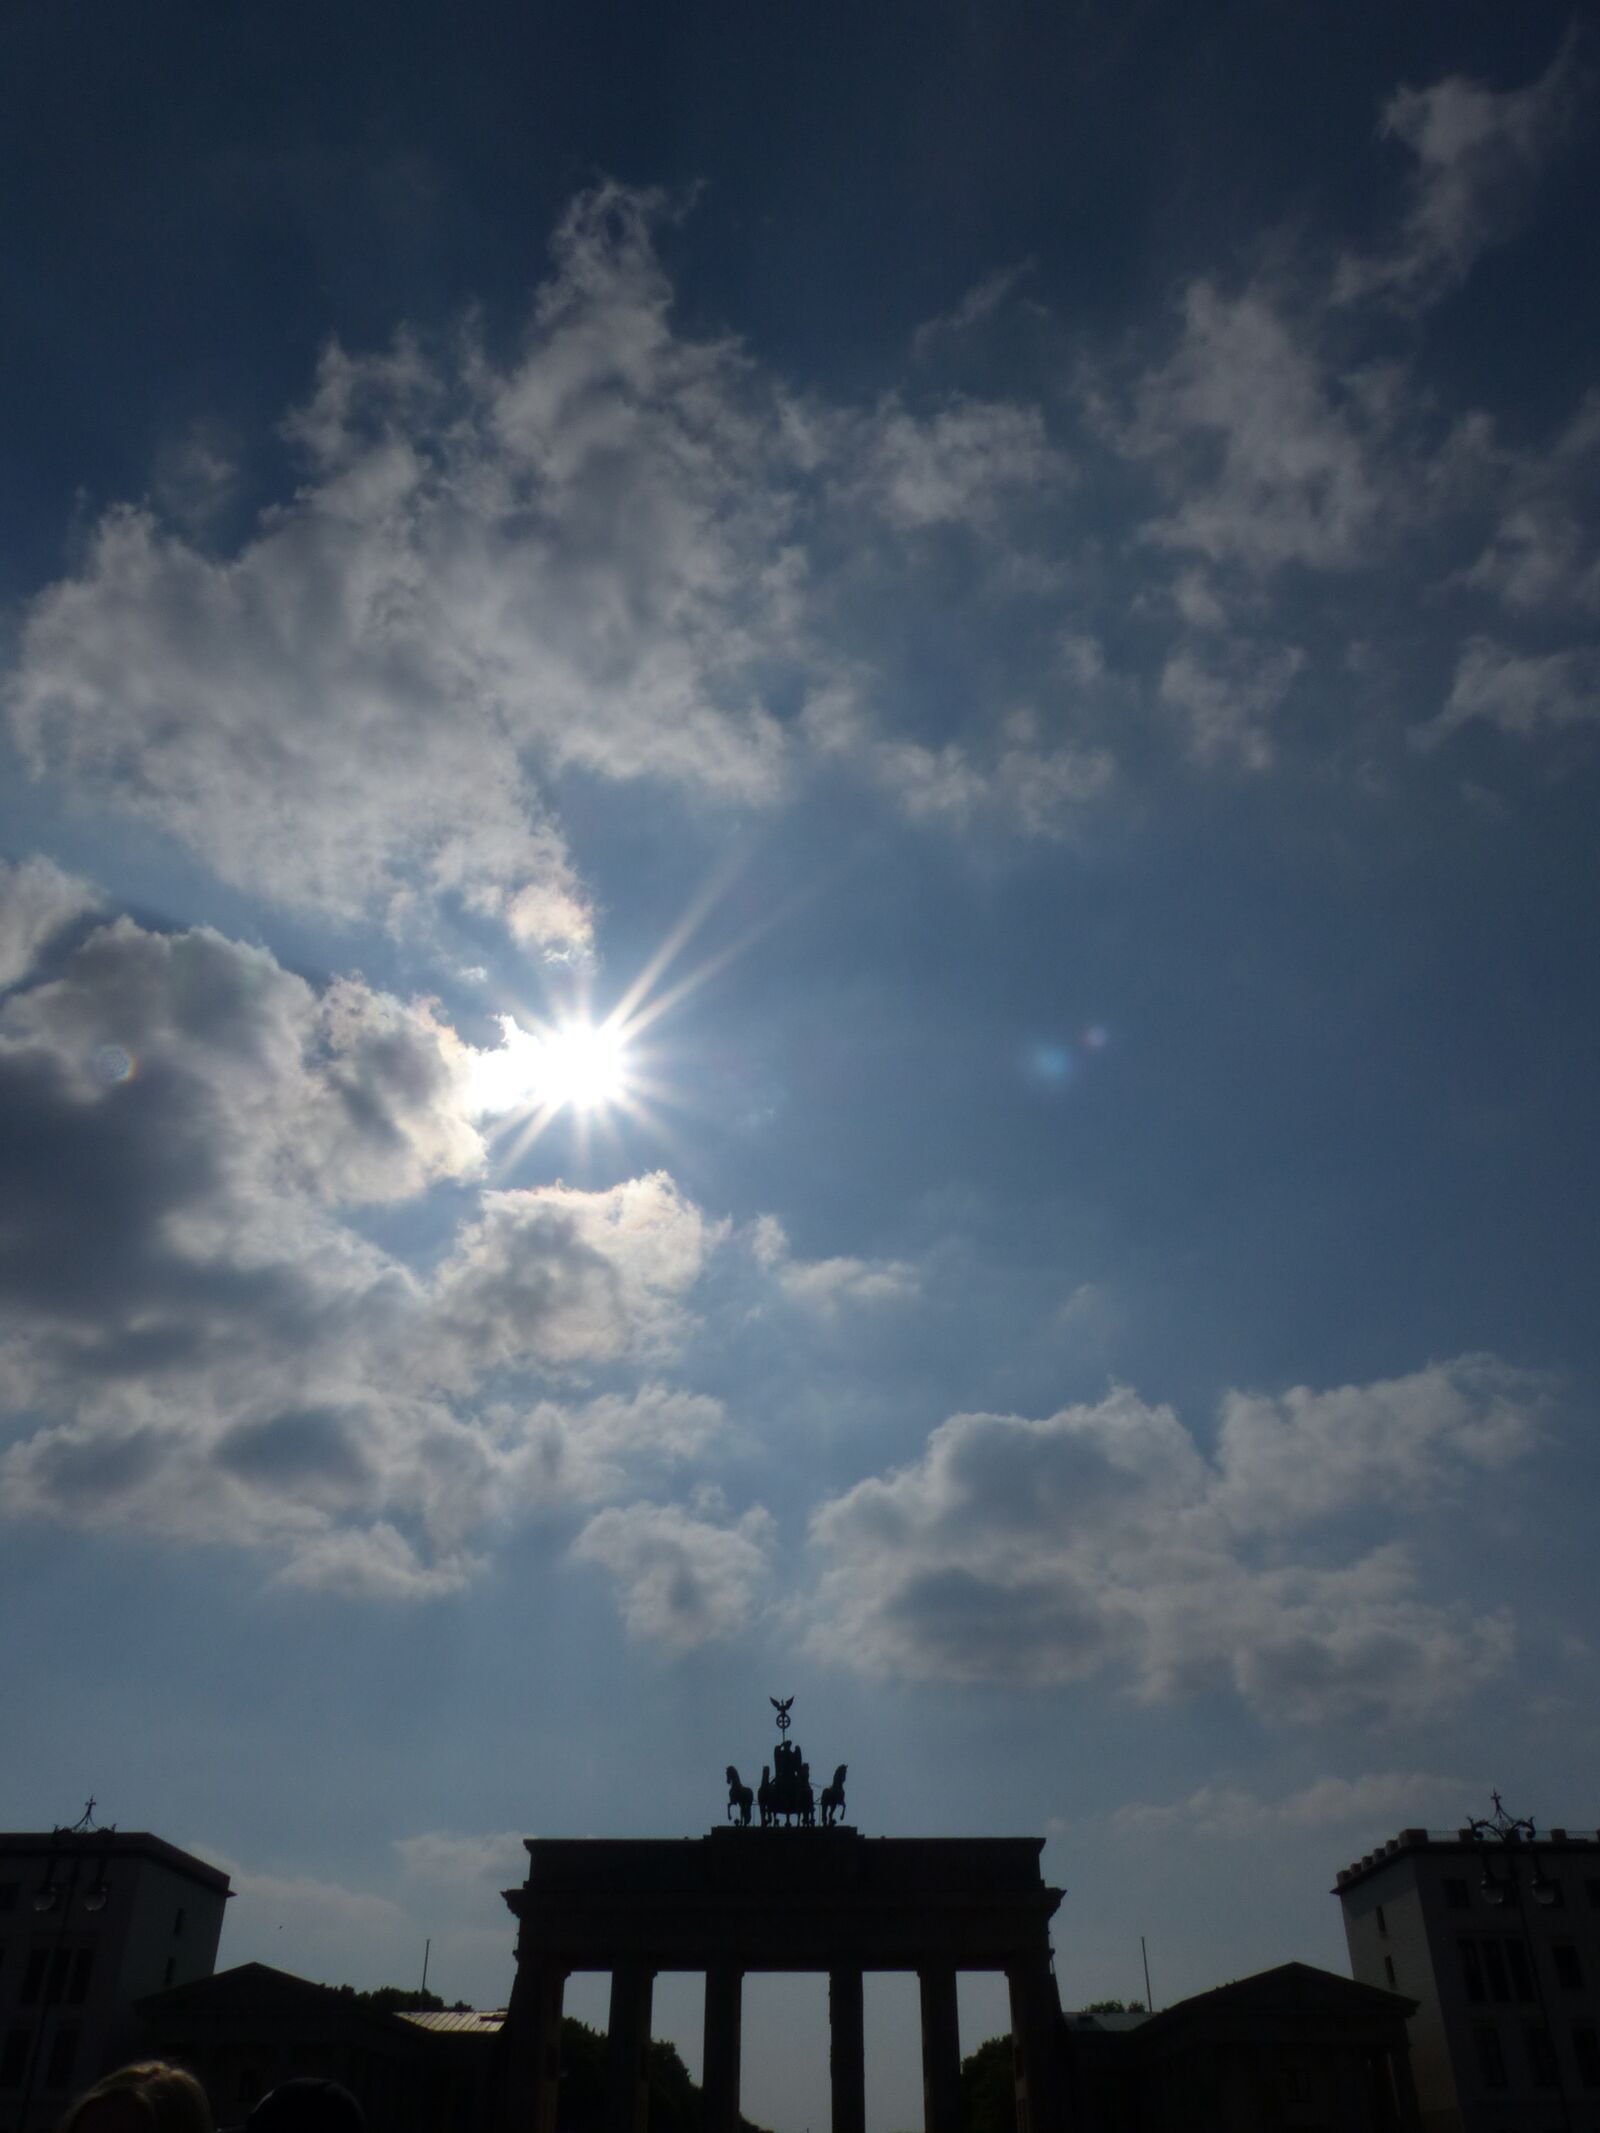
[724,1699,847,1830]
[32,1799,116,1913]
[1468,1790,1558,1908]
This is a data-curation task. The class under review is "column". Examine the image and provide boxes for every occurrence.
[702,1965,743,2133]
[498,1961,566,2133]
[1008,1958,1066,2133]
[919,1967,962,2133]
[605,1964,655,2133]
[829,1965,866,2133]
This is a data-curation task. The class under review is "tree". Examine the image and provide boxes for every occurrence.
[1080,2000,1145,2014]
[338,1985,446,2014]
[550,2019,771,2133]
[959,2035,1015,2133]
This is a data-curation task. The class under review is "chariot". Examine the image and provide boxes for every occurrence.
[724,1697,847,1827]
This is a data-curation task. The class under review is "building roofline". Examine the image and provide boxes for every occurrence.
[1333,1826,1600,1895]
[1133,1961,1417,2038]
[1,1829,232,1896]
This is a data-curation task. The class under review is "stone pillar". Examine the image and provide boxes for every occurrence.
[605,1964,655,2133]
[499,1961,566,2133]
[829,1964,866,2133]
[702,1964,743,2133]
[1008,1958,1066,2133]
[919,1966,962,2133]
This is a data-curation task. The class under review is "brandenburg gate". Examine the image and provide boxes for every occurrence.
[498,1706,1067,2133]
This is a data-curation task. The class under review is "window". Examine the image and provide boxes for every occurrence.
[1445,1877,1471,1910]
[173,1907,186,1938]
[1573,2024,1600,2089]
[1474,2023,1508,2091]
[44,2029,77,2093]
[44,1950,70,2007]
[1375,1903,1388,1937]
[0,2028,29,2089]
[1586,1877,1600,1911]
[0,1886,18,1915]
[1525,2026,1559,2089]
[1553,1943,1583,1991]
[1505,1939,1534,2004]
[1383,1955,1397,1988]
[18,1951,46,2008]
[66,1949,94,2006]
[1482,1940,1511,2004]
[1459,1939,1486,2004]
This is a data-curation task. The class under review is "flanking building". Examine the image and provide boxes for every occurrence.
[0,1823,231,2133]
[1335,1818,1600,2132]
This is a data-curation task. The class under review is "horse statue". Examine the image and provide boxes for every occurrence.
[820,1764,848,1826]
[725,1765,754,1827]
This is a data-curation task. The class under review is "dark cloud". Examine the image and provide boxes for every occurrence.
[0,906,736,1598]
[216,1407,376,1494]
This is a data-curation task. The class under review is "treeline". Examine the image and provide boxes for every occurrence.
[545,2019,771,2133]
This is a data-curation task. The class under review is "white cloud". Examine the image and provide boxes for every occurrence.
[428,1174,720,1383]
[7,186,805,952]
[1159,640,1304,771]
[1461,391,1600,617]
[5,186,1123,934]
[806,1358,1542,1724]
[570,1498,775,1651]
[1113,1770,1467,1841]
[746,1215,919,1317]
[849,396,1064,532]
[911,262,1035,360]
[1336,35,1584,308]
[272,1520,482,1601]
[394,1830,530,1892]
[801,683,1112,837]
[209,1856,412,1987]
[1419,637,1600,747]
[498,1384,727,1505]
[1121,282,1387,574]
[0,856,98,991]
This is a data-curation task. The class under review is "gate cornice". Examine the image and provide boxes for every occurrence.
[503,1830,1063,1973]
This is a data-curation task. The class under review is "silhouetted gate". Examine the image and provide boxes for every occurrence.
[498,1832,1066,2133]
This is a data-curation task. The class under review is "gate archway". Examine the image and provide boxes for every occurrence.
[498,1830,1065,2133]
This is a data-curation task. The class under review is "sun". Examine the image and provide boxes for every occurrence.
[466,857,754,1172]
[535,1019,630,1113]
[469,1013,634,1122]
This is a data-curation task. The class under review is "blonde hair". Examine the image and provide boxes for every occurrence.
[60,2063,213,2133]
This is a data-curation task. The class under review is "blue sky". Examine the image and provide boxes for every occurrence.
[3,0,1599,2124]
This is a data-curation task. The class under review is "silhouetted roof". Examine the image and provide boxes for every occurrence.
[1139,1961,1416,2035]
[396,2011,505,2035]
[137,1962,432,2041]
[0,1829,232,1895]
[1334,1824,1600,1893]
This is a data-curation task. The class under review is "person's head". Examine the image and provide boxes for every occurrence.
[60,2062,213,2133]
[245,2079,366,2133]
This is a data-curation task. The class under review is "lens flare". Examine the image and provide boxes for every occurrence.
[89,1043,135,1085]
[1029,1043,1074,1086]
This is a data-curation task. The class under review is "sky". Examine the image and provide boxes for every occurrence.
[2,0,1599,2123]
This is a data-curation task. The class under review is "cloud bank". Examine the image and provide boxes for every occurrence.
[807,1360,1541,1724]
